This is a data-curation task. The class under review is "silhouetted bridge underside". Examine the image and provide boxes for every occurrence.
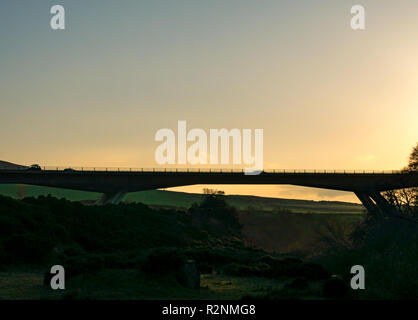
[0,169,417,219]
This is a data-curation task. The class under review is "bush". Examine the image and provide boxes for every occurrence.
[287,262,330,280]
[222,262,271,277]
[64,254,105,278]
[0,241,7,265]
[322,275,350,299]
[4,233,54,264]
[0,195,204,266]
[318,216,418,299]
[142,248,185,274]
[0,216,23,234]
[189,194,242,236]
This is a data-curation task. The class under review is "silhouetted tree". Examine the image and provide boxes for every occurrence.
[383,142,418,217]
[203,188,225,196]
[189,189,241,235]
[409,142,418,170]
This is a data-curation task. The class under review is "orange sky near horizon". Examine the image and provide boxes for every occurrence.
[1,1,417,203]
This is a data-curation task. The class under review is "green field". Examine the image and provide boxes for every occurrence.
[0,184,365,214]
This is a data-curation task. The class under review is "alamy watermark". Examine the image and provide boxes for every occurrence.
[50,5,65,30]
[49,265,65,290]
[50,4,366,31]
[49,4,367,31]
[351,5,366,30]
[350,265,365,290]
[154,121,263,175]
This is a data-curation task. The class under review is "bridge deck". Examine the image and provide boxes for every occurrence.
[0,169,416,194]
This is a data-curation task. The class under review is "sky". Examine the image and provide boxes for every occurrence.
[1,1,417,202]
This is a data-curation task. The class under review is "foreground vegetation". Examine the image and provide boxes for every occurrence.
[0,191,416,300]
[0,194,340,300]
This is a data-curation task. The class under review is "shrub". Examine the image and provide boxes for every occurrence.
[287,262,330,280]
[64,254,105,278]
[322,275,350,299]
[0,216,23,234]
[4,233,54,264]
[318,216,418,299]
[142,248,185,274]
[188,194,242,236]
[222,262,271,277]
[0,241,7,265]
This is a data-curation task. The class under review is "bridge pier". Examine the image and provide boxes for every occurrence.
[95,191,127,205]
[354,190,398,218]
[355,192,380,217]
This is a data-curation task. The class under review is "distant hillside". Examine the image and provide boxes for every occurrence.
[0,184,365,214]
[127,190,365,214]
[0,160,27,170]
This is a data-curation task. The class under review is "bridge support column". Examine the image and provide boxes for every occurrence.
[355,192,380,216]
[95,191,127,205]
[354,190,397,218]
[369,191,400,216]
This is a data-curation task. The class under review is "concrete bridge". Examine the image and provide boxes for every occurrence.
[0,168,417,218]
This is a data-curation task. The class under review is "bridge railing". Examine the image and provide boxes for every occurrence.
[2,166,413,174]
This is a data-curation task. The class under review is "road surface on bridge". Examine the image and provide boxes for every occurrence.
[0,168,416,193]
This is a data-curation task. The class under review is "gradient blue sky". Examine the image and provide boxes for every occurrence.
[1,1,417,202]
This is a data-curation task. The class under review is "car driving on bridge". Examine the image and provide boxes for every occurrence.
[26,164,42,171]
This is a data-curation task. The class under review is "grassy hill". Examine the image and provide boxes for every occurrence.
[0,184,364,214]
[129,191,365,214]
[0,161,27,170]
[0,184,101,202]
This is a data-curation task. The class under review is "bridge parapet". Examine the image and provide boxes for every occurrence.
[1,166,414,175]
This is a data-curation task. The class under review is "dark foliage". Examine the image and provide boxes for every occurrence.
[222,256,330,281]
[0,195,195,266]
[142,247,186,274]
[188,193,242,236]
[0,193,248,272]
